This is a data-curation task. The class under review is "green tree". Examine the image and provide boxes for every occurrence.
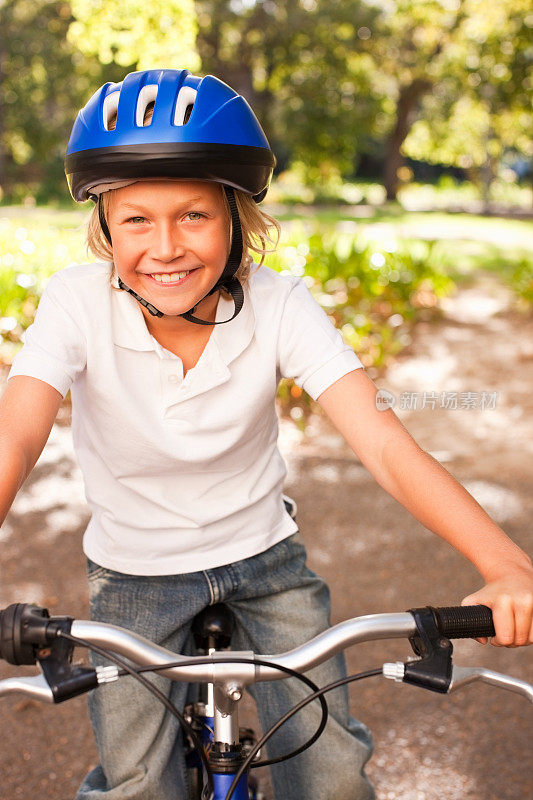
[197,0,531,204]
[196,0,380,178]
[402,0,533,208]
[0,0,104,201]
[0,0,200,202]
[68,0,199,70]
[354,0,468,200]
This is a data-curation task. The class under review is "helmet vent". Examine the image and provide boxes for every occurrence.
[102,89,120,131]
[136,84,158,126]
[174,86,197,126]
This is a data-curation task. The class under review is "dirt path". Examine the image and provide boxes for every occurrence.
[0,271,531,799]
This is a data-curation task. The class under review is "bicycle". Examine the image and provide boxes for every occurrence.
[1,598,531,800]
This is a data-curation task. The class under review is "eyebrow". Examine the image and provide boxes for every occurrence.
[117,197,205,213]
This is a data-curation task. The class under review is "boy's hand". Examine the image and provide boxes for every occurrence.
[461,562,533,647]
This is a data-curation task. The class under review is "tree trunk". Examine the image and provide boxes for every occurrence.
[480,155,495,214]
[531,157,533,210]
[383,77,432,201]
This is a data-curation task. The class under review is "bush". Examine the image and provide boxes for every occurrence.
[269,166,387,206]
[266,228,456,422]
[0,209,88,363]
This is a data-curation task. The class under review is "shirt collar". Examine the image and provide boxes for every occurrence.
[111,273,256,367]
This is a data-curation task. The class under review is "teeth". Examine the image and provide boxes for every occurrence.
[150,271,191,283]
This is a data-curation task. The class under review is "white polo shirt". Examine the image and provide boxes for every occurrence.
[8,262,363,575]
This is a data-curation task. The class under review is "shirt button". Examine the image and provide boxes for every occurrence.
[168,374,180,384]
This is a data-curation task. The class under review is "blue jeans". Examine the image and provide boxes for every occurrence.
[76,532,374,800]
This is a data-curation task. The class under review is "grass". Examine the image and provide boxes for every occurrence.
[268,204,533,304]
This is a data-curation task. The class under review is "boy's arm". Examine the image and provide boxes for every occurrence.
[0,376,63,526]
[317,369,533,647]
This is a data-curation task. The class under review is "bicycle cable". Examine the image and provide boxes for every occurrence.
[56,637,329,800]
[223,667,382,800]
[57,631,215,798]
[56,635,376,800]
[130,655,329,766]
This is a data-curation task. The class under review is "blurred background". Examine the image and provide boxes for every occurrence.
[0,0,532,396]
[0,2,532,799]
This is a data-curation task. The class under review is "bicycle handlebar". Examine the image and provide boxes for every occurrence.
[2,602,530,706]
[0,603,494,670]
[83,612,417,681]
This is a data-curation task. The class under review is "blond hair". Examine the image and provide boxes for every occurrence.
[86,185,280,290]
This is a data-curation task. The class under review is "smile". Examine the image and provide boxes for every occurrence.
[144,269,198,286]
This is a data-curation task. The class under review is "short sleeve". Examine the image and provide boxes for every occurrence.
[7,273,87,398]
[277,278,363,401]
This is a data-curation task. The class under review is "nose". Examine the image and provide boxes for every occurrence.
[149,221,186,262]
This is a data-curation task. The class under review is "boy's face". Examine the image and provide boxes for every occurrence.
[107,179,230,318]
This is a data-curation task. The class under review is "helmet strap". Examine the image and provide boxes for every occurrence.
[113,185,245,325]
[179,186,244,325]
[98,194,113,247]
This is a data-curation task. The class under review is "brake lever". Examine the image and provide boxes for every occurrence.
[0,673,54,702]
[383,661,533,704]
[449,666,533,703]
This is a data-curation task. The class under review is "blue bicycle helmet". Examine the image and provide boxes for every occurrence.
[65,68,275,203]
[64,69,276,326]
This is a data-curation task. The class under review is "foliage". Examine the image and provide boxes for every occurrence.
[269,227,455,366]
[196,0,532,201]
[0,0,199,204]
[269,166,387,206]
[195,0,381,173]
[0,206,455,375]
[401,0,533,184]
[0,209,89,362]
[68,0,199,70]
[507,258,533,305]
[0,0,126,203]
[1,204,531,420]
[510,258,533,307]
[398,174,532,211]
[271,228,456,422]
[358,0,532,199]
[1,0,531,206]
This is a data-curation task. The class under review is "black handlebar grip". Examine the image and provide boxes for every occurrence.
[432,605,495,639]
[0,603,51,665]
